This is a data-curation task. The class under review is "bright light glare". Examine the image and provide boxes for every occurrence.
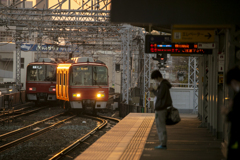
[97,94,101,98]
[73,93,81,98]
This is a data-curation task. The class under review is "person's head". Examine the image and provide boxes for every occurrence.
[151,70,163,82]
[226,65,240,92]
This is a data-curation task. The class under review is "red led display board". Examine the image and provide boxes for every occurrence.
[145,35,212,54]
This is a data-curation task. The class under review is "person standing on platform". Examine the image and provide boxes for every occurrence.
[223,66,240,160]
[148,70,173,149]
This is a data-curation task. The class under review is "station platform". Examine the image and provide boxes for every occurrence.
[75,113,225,160]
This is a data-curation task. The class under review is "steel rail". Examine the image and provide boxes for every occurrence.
[97,115,121,123]
[0,102,32,112]
[0,112,66,140]
[0,106,48,123]
[0,115,76,152]
[0,105,32,117]
[49,115,108,160]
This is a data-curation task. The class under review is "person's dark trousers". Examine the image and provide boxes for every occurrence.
[155,109,167,146]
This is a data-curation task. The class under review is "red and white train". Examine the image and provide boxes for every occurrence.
[26,58,57,105]
[56,57,109,112]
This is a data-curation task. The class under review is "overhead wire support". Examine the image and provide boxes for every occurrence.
[188,57,199,113]
[49,0,67,9]
[0,0,148,104]
[120,25,131,104]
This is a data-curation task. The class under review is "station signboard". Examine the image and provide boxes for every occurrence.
[20,44,80,52]
[145,35,213,54]
[172,30,215,43]
[198,43,215,49]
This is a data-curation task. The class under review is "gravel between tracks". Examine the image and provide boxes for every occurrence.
[0,116,97,160]
[0,106,66,135]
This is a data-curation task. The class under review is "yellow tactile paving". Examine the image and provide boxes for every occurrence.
[75,113,154,160]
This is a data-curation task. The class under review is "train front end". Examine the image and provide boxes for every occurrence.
[26,58,57,105]
[56,57,109,111]
[69,63,109,110]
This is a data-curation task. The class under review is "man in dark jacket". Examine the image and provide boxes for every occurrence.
[149,70,172,149]
[223,66,240,160]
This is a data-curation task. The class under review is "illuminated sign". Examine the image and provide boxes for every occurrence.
[32,65,42,69]
[80,67,89,71]
[145,35,212,54]
[172,30,215,43]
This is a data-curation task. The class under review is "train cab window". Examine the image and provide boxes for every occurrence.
[93,66,108,86]
[70,66,107,86]
[27,65,56,82]
[70,66,92,86]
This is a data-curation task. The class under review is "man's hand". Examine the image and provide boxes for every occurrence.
[221,100,233,115]
[148,87,153,92]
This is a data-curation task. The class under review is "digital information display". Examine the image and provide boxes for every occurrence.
[145,35,213,54]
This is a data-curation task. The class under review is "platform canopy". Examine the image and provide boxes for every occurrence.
[110,0,240,32]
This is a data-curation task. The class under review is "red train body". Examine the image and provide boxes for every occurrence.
[25,58,57,105]
[56,57,109,111]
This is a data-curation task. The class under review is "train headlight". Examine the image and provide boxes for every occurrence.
[49,88,56,91]
[97,93,105,98]
[73,93,81,98]
[29,87,36,91]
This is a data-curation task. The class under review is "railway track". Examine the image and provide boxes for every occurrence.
[0,102,32,112]
[0,106,48,123]
[0,105,32,117]
[0,102,34,118]
[0,111,73,152]
[49,114,120,160]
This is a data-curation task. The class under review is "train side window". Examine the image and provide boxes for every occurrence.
[59,73,62,96]
[60,73,62,85]
[65,71,68,98]
[63,74,66,85]
[57,73,59,96]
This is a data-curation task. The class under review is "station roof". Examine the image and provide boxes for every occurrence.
[110,0,240,32]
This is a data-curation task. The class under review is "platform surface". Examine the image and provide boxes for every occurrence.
[140,113,225,160]
[75,113,225,160]
[75,113,155,160]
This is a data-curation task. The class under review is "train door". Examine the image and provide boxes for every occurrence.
[63,70,65,99]
[62,69,69,101]
[65,70,69,100]
[56,70,59,98]
[56,64,71,101]
[56,70,62,99]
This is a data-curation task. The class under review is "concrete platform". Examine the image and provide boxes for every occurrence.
[75,113,155,160]
[140,113,225,160]
[75,113,225,160]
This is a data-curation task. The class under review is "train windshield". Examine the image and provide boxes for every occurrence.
[70,66,108,86]
[27,64,56,81]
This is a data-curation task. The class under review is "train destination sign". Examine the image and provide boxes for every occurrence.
[145,35,213,54]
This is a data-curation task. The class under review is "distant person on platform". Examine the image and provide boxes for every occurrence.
[148,70,172,149]
[222,66,240,160]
